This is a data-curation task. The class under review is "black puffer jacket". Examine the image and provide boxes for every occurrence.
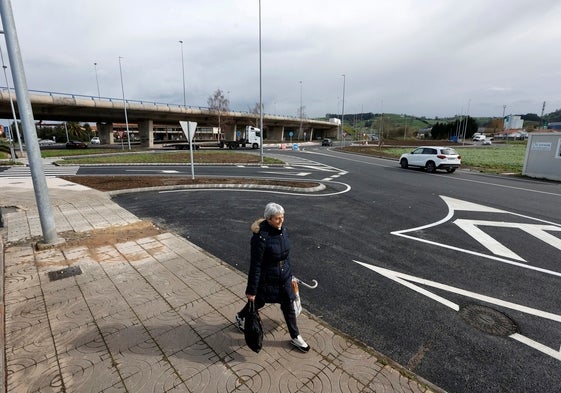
[245,218,294,303]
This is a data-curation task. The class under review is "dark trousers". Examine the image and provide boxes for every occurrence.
[239,296,299,339]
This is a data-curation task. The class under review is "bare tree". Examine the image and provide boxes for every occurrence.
[249,102,261,127]
[207,89,230,131]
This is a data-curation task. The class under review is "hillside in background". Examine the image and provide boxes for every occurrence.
[320,108,560,140]
[544,108,561,122]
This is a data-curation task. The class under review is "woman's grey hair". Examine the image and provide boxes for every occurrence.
[264,202,284,219]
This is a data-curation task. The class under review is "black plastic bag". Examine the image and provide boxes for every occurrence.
[244,301,263,353]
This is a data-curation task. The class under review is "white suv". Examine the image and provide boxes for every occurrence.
[472,134,486,141]
[399,146,461,173]
[90,137,101,144]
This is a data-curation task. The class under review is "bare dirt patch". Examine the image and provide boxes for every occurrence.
[57,221,165,248]
[33,221,166,267]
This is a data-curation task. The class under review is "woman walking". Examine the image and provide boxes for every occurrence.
[236,202,310,352]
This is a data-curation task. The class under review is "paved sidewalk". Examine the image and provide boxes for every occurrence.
[0,177,442,393]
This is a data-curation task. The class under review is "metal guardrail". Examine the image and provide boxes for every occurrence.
[0,86,303,120]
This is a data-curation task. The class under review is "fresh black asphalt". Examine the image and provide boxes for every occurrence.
[107,149,561,393]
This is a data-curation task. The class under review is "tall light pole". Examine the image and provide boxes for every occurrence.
[93,62,100,99]
[0,37,22,157]
[299,80,303,140]
[179,40,186,108]
[0,0,57,244]
[258,0,263,164]
[118,56,131,150]
[341,74,346,143]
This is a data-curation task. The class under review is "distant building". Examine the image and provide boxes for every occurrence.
[504,115,524,130]
[548,122,561,131]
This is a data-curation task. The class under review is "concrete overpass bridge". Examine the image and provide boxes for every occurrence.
[0,90,339,146]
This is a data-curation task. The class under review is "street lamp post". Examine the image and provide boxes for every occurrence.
[94,62,101,99]
[179,40,186,108]
[258,0,264,164]
[0,0,57,244]
[341,74,346,143]
[299,80,303,140]
[0,39,22,157]
[118,57,131,150]
[179,40,195,180]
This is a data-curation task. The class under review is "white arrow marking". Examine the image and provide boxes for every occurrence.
[392,196,561,277]
[354,260,561,361]
[454,219,526,261]
[455,219,561,262]
[354,261,561,322]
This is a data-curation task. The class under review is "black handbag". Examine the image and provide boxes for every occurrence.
[244,301,263,353]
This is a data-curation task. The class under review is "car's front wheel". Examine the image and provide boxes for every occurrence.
[400,158,408,169]
[425,161,436,173]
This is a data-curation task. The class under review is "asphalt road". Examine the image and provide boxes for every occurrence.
[105,147,561,393]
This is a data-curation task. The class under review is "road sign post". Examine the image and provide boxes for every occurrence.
[180,121,197,180]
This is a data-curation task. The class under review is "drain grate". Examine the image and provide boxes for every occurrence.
[459,303,518,337]
[47,266,82,282]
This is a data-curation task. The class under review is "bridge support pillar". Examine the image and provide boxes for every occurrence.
[138,120,153,148]
[308,127,315,141]
[97,122,114,144]
[265,125,284,141]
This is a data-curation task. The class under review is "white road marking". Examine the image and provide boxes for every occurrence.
[392,196,561,277]
[354,260,561,361]
[455,219,561,262]
[125,169,180,173]
[297,164,338,172]
[454,219,526,261]
[260,171,311,176]
[354,261,561,322]
[510,334,561,361]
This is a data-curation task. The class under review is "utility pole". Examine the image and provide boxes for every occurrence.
[0,0,58,244]
[0,36,22,156]
[341,74,345,143]
[94,62,101,99]
[299,80,303,140]
[118,56,131,150]
[258,0,263,164]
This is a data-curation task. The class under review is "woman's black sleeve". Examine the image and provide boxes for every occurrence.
[246,233,266,295]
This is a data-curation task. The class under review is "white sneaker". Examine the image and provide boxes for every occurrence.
[235,313,245,333]
[290,335,310,352]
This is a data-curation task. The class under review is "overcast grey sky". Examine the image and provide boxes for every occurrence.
[3,0,561,119]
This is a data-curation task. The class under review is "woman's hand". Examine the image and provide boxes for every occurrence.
[246,294,256,302]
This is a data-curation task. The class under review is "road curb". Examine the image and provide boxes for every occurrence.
[106,182,327,196]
